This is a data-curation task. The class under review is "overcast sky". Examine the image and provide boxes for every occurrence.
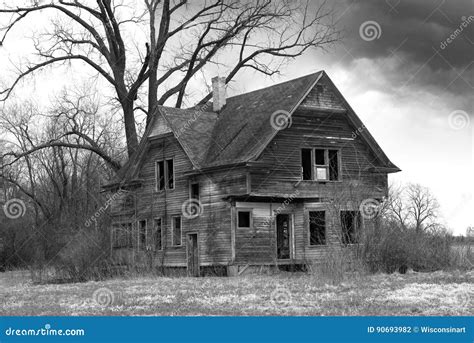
[0,0,472,234]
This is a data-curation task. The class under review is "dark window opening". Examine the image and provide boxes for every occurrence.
[172,216,182,246]
[315,149,325,165]
[328,150,339,181]
[112,223,133,249]
[300,148,340,181]
[341,211,361,245]
[191,183,200,200]
[238,211,251,228]
[309,211,326,245]
[301,149,312,180]
[154,218,162,250]
[138,220,147,250]
[166,159,174,189]
[156,161,165,190]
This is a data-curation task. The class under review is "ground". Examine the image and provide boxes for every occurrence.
[0,270,472,316]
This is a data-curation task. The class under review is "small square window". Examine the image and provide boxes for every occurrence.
[238,211,251,228]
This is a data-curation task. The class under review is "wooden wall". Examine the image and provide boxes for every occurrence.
[110,133,248,267]
[251,77,388,199]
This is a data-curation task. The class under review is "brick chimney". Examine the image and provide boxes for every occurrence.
[211,76,226,112]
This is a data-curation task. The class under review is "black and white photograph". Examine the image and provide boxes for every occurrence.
[0,0,472,339]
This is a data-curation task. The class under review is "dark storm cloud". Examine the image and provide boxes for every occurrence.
[332,0,473,97]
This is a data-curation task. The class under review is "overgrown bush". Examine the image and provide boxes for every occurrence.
[52,228,115,283]
[360,220,452,273]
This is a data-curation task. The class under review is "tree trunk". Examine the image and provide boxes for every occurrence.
[122,99,139,157]
[147,69,157,128]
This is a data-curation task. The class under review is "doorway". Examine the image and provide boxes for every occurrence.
[276,214,291,260]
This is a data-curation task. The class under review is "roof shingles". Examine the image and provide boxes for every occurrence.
[108,70,399,187]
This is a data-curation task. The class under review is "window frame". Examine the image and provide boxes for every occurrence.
[300,148,341,182]
[138,219,147,250]
[166,159,175,190]
[236,209,252,229]
[155,158,175,192]
[112,222,133,249]
[308,210,327,246]
[171,215,182,247]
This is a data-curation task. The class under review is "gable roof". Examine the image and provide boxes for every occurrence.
[107,71,400,187]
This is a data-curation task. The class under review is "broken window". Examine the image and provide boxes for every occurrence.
[237,211,251,228]
[340,211,361,245]
[156,159,174,190]
[301,149,313,180]
[138,220,147,250]
[156,161,165,191]
[300,148,340,181]
[172,216,182,246]
[190,183,200,200]
[112,223,133,249]
[166,159,174,189]
[315,149,328,180]
[309,211,326,245]
[154,218,162,251]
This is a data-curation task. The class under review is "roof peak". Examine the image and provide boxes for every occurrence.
[225,70,324,102]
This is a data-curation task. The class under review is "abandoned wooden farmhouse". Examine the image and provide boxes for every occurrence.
[104,71,400,276]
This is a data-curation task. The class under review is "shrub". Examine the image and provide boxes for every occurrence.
[360,220,452,273]
[52,229,115,283]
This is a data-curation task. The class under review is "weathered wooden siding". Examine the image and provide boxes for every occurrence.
[110,133,248,267]
[251,78,388,199]
[232,200,374,264]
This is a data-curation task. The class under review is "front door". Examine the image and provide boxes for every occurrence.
[186,233,199,277]
[276,214,291,259]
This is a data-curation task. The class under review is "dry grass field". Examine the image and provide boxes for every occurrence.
[0,269,472,316]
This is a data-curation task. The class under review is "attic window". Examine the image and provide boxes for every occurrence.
[237,210,251,228]
[155,159,175,191]
[301,148,340,181]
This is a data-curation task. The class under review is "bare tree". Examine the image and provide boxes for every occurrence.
[385,183,440,233]
[0,0,340,163]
